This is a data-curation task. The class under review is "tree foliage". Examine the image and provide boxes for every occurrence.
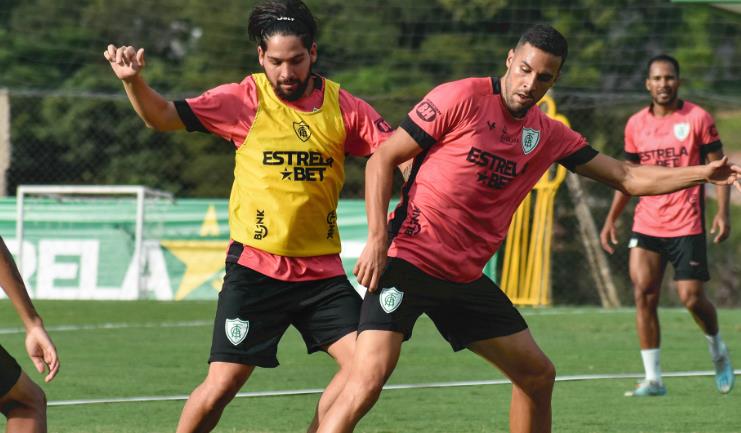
[1,0,740,196]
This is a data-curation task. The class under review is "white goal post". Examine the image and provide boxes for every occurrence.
[15,185,173,296]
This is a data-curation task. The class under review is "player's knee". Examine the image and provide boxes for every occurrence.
[633,287,658,307]
[0,379,47,420]
[679,292,701,310]
[537,359,557,389]
[345,375,385,407]
[26,381,47,414]
[520,359,556,397]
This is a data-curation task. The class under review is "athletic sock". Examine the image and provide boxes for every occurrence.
[706,333,726,362]
[641,348,662,383]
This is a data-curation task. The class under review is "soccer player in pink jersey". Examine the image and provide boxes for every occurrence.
[316,26,741,433]
[600,54,734,397]
[105,1,394,432]
[0,236,60,433]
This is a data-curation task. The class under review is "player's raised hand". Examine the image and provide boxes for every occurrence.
[704,156,741,192]
[25,324,59,383]
[599,220,619,254]
[104,44,146,82]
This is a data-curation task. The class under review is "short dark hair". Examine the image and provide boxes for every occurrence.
[517,24,568,70]
[647,54,680,78]
[248,0,317,51]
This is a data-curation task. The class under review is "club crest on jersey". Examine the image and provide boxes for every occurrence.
[293,120,312,142]
[521,128,540,155]
[379,287,404,314]
[673,122,690,141]
[225,318,250,346]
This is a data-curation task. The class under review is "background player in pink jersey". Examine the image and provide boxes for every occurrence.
[105,1,394,432]
[600,54,734,397]
[316,27,741,433]
[0,236,59,433]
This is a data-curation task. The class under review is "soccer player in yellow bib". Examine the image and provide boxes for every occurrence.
[105,1,394,432]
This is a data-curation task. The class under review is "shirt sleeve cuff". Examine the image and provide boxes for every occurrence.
[174,100,208,133]
[624,151,640,163]
[400,115,437,150]
[701,140,723,160]
[558,146,599,172]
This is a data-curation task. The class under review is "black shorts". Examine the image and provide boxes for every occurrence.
[209,262,361,368]
[359,258,528,352]
[629,232,710,282]
[0,344,21,396]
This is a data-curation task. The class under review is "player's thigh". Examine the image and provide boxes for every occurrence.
[467,329,553,385]
[347,330,405,389]
[292,276,362,355]
[628,234,666,291]
[202,361,255,391]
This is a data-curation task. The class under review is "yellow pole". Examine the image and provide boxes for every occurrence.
[500,95,571,306]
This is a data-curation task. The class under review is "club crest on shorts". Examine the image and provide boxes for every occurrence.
[379,287,404,314]
[225,318,250,346]
[521,128,540,155]
[628,237,638,248]
[673,122,690,141]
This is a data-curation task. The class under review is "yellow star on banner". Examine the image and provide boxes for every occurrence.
[199,205,221,236]
[161,240,229,300]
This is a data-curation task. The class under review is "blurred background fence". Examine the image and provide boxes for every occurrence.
[1,0,741,304]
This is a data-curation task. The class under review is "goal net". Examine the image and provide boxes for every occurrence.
[13,185,173,300]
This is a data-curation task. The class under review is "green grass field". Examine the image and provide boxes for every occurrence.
[1,301,739,432]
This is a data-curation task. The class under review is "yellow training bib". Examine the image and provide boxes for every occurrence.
[229,73,347,256]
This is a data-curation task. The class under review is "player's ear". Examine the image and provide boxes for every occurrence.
[257,45,265,67]
[645,78,650,92]
[309,42,317,64]
[505,48,515,69]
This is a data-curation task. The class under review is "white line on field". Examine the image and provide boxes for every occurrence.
[47,370,739,407]
[1,308,694,334]
[0,320,211,335]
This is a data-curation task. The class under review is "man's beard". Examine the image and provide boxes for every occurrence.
[654,92,677,107]
[274,73,312,102]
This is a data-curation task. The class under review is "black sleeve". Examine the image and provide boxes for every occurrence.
[558,146,599,172]
[624,151,640,163]
[700,140,723,161]
[400,115,437,150]
[174,100,208,133]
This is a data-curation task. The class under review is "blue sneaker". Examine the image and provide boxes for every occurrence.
[624,380,667,397]
[713,344,735,394]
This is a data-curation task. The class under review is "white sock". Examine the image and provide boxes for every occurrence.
[641,348,662,383]
[705,333,725,362]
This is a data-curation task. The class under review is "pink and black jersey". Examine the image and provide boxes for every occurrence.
[389,77,596,283]
[624,100,722,237]
[176,74,393,281]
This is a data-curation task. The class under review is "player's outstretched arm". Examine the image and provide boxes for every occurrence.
[354,129,422,292]
[574,153,741,197]
[104,44,184,131]
[0,237,59,382]
[599,190,632,254]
